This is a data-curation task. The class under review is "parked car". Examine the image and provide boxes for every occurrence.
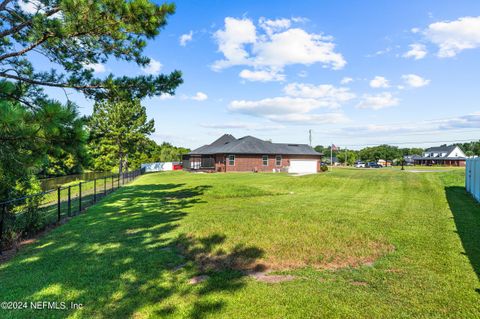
[354,161,366,168]
[366,162,383,168]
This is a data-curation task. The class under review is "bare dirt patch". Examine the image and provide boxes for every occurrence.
[247,271,296,283]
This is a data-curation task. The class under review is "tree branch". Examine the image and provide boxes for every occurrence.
[0,71,103,89]
[0,0,12,12]
[0,6,60,39]
[0,32,52,61]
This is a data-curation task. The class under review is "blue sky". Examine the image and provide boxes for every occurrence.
[42,0,480,149]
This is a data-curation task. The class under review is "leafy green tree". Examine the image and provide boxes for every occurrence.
[0,81,86,201]
[358,145,402,162]
[127,140,190,168]
[89,99,154,174]
[314,145,338,158]
[0,0,182,199]
[337,150,357,166]
[0,0,182,101]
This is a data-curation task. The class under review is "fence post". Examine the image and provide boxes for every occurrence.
[94,178,97,203]
[111,175,114,191]
[0,204,5,254]
[57,187,61,223]
[79,182,82,213]
[104,177,107,196]
[67,186,71,217]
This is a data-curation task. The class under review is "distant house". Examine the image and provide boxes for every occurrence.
[183,134,322,173]
[413,145,466,166]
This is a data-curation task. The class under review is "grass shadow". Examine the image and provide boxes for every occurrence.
[445,186,480,290]
[0,181,264,318]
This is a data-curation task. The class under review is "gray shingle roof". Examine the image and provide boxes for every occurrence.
[188,134,322,156]
[425,145,457,153]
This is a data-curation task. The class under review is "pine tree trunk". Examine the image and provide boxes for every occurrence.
[119,151,123,175]
[125,153,129,172]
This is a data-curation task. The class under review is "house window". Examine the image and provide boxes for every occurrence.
[228,155,235,166]
[275,155,282,166]
[262,155,269,166]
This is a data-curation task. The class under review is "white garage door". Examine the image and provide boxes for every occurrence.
[288,160,318,173]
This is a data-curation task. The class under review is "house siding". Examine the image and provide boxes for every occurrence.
[223,154,321,172]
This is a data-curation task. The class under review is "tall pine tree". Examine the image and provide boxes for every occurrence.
[0,0,182,200]
[88,99,154,174]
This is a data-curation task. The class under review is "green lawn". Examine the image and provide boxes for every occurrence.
[0,169,479,318]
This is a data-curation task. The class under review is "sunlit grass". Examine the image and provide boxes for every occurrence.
[0,169,479,318]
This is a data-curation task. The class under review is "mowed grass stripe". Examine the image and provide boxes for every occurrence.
[0,169,478,318]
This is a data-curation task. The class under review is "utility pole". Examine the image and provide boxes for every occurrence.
[309,129,312,146]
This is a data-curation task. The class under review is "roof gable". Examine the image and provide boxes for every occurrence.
[425,145,457,153]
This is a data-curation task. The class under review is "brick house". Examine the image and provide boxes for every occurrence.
[183,134,323,173]
[412,145,466,166]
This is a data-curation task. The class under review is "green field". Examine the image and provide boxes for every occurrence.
[0,169,479,318]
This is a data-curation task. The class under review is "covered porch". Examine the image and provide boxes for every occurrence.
[182,155,216,171]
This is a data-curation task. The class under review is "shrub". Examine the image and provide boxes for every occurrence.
[320,165,329,172]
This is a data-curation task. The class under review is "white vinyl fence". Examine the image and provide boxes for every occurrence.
[141,162,175,173]
[466,158,480,202]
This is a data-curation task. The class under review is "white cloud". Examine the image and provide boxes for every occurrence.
[369,76,390,88]
[212,17,346,81]
[253,28,346,69]
[191,92,208,101]
[179,31,193,46]
[239,69,285,82]
[340,77,353,84]
[403,43,427,60]
[159,94,174,100]
[401,74,430,88]
[19,0,62,18]
[19,0,42,14]
[425,16,480,57]
[229,97,328,116]
[200,122,285,130]
[212,17,257,70]
[258,17,291,35]
[341,112,480,136]
[356,92,399,110]
[266,113,349,124]
[83,63,106,74]
[229,82,354,124]
[411,27,421,34]
[141,58,162,75]
[283,83,355,106]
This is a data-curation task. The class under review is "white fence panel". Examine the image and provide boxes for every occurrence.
[141,162,174,172]
[466,158,480,202]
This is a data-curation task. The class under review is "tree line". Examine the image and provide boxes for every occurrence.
[0,0,185,202]
[315,142,480,166]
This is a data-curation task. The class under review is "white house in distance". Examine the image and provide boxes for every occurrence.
[413,145,466,166]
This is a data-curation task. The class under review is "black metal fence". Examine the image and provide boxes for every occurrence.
[0,169,143,253]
